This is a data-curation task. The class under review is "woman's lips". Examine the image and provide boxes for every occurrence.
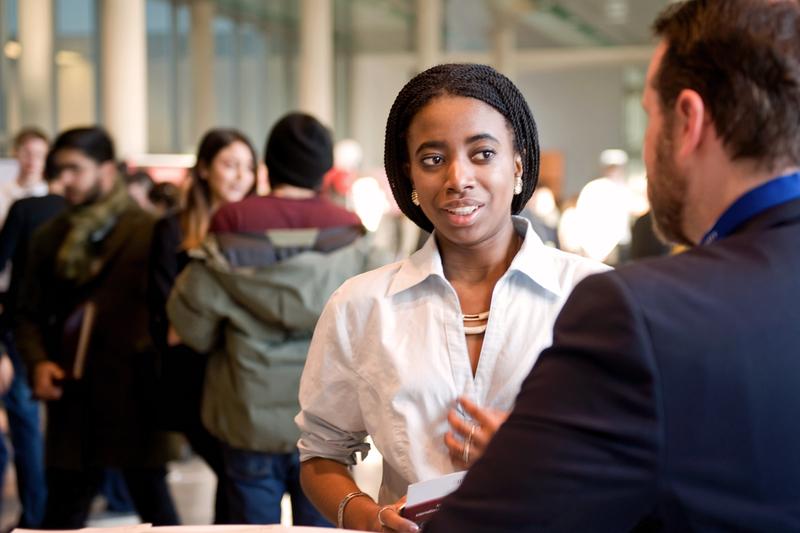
[445,205,479,216]
[441,202,483,225]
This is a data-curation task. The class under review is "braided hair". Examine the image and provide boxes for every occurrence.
[384,63,540,232]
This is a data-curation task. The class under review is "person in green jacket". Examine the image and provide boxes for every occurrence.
[167,112,387,526]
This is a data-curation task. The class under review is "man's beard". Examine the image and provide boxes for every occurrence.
[67,180,104,207]
[647,129,694,246]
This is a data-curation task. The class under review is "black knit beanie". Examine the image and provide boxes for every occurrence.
[264,112,333,191]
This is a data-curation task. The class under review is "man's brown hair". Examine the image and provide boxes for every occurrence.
[653,0,800,171]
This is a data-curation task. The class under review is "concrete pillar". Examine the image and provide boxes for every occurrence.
[416,0,441,73]
[101,0,147,157]
[493,18,517,81]
[190,0,215,142]
[19,0,54,133]
[299,0,334,127]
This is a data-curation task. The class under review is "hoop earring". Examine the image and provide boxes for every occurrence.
[411,189,420,206]
[513,176,523,195]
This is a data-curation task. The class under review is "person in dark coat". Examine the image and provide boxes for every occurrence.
[0,153,68,315]
[15,127,179,529]
[428,1,800,531]
[0,141,64,529]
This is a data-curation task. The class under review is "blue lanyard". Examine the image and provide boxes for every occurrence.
[702,172,800,245]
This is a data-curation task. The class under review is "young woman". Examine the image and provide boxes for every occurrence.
[147,128,256,524]
[297,63,609,532]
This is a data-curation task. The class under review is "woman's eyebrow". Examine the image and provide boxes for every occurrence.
[465,133,499,144]
[414,140,447,156]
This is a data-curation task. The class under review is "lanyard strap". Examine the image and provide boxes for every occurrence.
[702,172,800,244]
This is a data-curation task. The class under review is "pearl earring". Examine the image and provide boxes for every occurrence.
[513,176,523,195]
[411,189,420,206]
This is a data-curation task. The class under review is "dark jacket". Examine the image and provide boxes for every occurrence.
[146,212,208,432]
[428,198,800,532]
[0,194,67,320]
[16,204,173,469]
[147,213,189,352]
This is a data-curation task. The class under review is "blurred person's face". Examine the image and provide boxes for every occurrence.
[52,149,116,206]
[127,182,155,212]
[642,42,692,246]
[48,176,66,197]
[202,141,255,206]
[14,137,48,182]
[405,95,523,250]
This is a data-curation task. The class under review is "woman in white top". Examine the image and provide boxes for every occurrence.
[297,63,608,532]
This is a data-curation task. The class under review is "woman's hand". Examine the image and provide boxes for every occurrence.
[367,496,419,532]
[444,396,509,468]
[300,458,418,532]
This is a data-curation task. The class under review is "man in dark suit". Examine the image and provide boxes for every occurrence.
[426,1,800,531]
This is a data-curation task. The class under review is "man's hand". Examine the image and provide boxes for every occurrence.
[33,361,65,400]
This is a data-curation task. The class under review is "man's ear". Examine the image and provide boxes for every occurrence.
[674,89,709,160]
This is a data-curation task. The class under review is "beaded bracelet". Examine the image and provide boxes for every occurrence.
[337,490,370,529]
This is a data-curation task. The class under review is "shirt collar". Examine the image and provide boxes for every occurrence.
[507,216,564,297]
[387,229,445,296]
[387,216,564,297]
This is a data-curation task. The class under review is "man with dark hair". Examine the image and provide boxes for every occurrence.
[427,1,800,531]
[15,127,179,529]
[168,112,382,525]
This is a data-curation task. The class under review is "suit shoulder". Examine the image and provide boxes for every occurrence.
[613,245,730,291]
[116,205,156,241]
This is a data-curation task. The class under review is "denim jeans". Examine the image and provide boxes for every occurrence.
[222,445,331,526]
[1,335,46,527]
[99,469,136,513]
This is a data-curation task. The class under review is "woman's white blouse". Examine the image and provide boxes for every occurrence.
[296,217,610,503]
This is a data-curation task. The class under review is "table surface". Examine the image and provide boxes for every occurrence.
[16,525,359,533]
